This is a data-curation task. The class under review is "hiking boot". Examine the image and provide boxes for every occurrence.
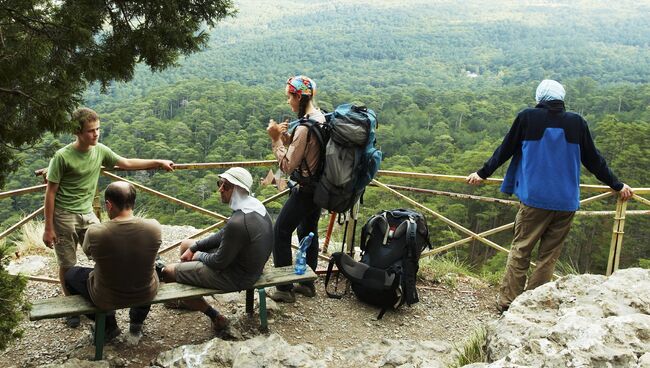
[129,322,143,335]
[211,314,229,333]
[294,283,316,297]
[105,326,122,342]
[65,315,80,328]
[268,289,296,303]
[164,299,191,310]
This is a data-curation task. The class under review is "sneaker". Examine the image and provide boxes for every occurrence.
[155,257,166,280]
[65,315,80,328]
[293,283,316,297]
[496,302,509,314]
[211,314,229,333]
[129,322,143,335]
[268,289,296,303]
[91,325,122,345]
[495,294,509,315]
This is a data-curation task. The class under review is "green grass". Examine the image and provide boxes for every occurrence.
[479,269,505,287]
[554,259,581,276]
[418,254,475,287]
[640,258,650,269]
[450,326,488,367]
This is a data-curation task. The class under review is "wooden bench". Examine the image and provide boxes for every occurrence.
[29,266,317,360]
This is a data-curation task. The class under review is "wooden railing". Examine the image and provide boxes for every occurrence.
[1,160,648,285]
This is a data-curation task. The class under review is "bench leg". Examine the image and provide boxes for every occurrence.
[246,289,254,316]
[257,288,268,332]
[94,312,106,361]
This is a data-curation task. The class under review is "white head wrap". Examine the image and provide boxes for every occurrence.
[535,79,566,103]
[229,186,267,217]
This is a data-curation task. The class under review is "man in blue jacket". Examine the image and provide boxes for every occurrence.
[466,79,633,313]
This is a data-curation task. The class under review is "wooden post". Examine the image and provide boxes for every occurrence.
[246,289,254,315]
[322,212,337,254]
[606,197,627,276]
[93,189,102,221]
[257,288,268,332]
[94,312,106,360]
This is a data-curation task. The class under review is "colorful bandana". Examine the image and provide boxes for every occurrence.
[287,75,316,96]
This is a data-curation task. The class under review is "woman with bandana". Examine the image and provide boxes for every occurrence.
[266,75,325,303]
[466,79,633,313]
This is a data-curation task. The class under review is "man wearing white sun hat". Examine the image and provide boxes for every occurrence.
[159,167,273,332]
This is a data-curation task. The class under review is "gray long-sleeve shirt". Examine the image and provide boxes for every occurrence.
[190,210,273,289]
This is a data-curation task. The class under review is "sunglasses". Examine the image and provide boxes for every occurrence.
[217,180,233,189]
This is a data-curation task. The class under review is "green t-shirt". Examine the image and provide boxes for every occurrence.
[47,143,123,214]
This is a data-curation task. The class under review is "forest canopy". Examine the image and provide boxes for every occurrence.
[2,0,649,275]
[0,0,236,187]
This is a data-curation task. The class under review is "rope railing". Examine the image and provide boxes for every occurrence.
[2,160,648,284]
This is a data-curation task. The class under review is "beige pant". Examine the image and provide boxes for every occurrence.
[53,208,99,268]
[498,204,575,308]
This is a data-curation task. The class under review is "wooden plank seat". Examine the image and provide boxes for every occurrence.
[29,266,317,360]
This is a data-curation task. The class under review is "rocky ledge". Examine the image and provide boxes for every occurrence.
[478,267,650,368]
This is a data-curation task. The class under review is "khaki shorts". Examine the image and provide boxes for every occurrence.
[175,261,238,292]
[53,208,99,268]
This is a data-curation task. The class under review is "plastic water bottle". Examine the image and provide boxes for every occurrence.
[294,232,315,275]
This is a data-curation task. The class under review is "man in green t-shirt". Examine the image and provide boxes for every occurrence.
[42,107,174,328]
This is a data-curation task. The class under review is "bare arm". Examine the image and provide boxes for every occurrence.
[42,181,59,248]
[116,158,174,171]
[269,122,308,174]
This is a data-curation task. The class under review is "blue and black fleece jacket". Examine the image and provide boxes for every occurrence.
[477,101,623,212]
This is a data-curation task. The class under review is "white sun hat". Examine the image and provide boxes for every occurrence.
[219,167,253,193]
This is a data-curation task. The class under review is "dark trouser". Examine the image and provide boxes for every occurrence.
[64,267,151,330]
[273,186,321,291]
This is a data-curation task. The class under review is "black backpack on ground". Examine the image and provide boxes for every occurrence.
[325,209,432,319]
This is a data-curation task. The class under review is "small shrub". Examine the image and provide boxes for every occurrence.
[450,326,488,367]
[12,219,48,257]
[0,243,30,350]
[638,258,650,269]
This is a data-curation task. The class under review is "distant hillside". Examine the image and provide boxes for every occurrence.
[85,0,650,105]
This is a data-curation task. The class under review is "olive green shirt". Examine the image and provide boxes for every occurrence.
[82,218,162,310]
[46,143,122,214]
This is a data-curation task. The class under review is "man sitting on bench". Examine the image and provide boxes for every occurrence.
[64,181,162,341]
[158,167,273,333]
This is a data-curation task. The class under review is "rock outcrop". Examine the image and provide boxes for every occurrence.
[482,268,650,368]
[155,333,453,367]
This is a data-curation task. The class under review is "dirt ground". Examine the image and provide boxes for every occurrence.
[0,226,500,367]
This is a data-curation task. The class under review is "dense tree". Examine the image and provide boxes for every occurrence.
[0,0,235,187]
[0,244,28,350]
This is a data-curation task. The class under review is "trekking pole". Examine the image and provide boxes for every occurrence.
[347,200,360,258]
[322,212,337,254]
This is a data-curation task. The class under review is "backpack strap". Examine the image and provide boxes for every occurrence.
[402,216,419,305]
[324,255,344,299]
[359,212,388,252]
[376,269,401,320]
[291,117,327,183]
